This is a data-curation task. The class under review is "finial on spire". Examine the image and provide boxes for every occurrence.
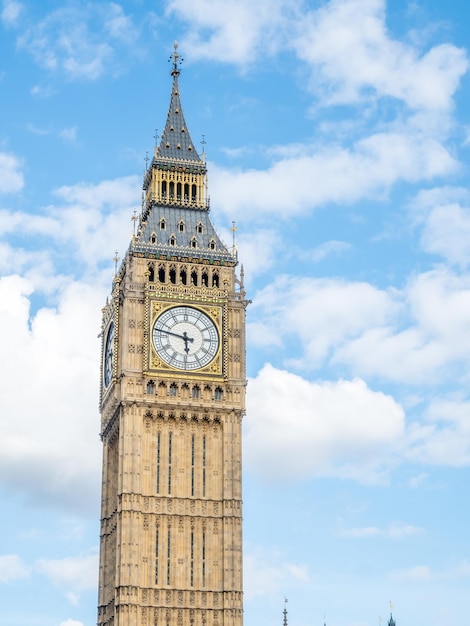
[132,209,138,236]
[113,250,120,275]
[170,41,183,77]
[283,597,288,626]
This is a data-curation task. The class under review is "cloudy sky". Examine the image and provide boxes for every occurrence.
[1,1,470,625]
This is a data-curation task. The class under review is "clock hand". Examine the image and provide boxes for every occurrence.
[155,327,195,344]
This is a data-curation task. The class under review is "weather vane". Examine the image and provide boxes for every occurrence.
[169,40,183,76]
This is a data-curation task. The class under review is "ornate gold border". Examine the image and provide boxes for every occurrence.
[146,299,224,377]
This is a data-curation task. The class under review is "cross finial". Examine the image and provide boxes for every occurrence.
[113,250,120,275]
[132,209,138,236]
[170,41,183,76]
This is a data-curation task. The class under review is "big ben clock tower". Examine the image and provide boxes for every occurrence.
[98,44,247,626]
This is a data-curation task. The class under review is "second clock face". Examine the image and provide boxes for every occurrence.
[103,321,114,388]
[152,306,220,370]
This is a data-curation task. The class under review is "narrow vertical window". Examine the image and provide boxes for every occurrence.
[191,434,195,497]
[168,433,172,495]
[155,528,159,584]
[202,435,206,498]
[156,432,161,494]
[190,530,194,587]
[202,531,206,587]
[167,528,171,585]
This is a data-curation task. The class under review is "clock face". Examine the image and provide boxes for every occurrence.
[152,306,220,370]
[103,321,114,388]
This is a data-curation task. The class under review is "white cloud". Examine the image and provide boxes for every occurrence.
[293,0,468,111]
[299,239,352,262]
[0,175,139,269]
[0,274,103,512]
[17,4,140,81]
[391,564,433,581]
[406,398,470,467]
[37,552,98,591]
[244,547,309,599]
[59,126,78,143]
[210,130,457,219]
[0,554,30,582]
[0,152,24,194]
[249,275,398,366]
[245,364,405,483]
[1,0,22,26]
[412,187,470,267]
[167,0,298,66]
[341,522,424,538]
[335,268,470,385]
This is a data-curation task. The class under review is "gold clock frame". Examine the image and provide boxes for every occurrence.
[145,298,224,377]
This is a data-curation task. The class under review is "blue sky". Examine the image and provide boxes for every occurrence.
[1,1,470,625]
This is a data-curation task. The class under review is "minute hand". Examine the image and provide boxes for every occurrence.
[155,328,195,343]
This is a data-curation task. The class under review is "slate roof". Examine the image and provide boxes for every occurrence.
[133,204,234,264]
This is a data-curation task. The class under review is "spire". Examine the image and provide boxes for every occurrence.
[155,41,202,163]
[134,45,236,266]
[283,597,288,626]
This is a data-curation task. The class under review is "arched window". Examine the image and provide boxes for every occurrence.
[192,385,200,399]
[169,267,176,284]
[160,219,166,230]
[191,271,198,286]
[178,220,185,232]
[162,181,167,198]
[147,380,155,395]
[177,182,182,200]
[192,184,197,202]
[158,266,165,283]
[212,272,219,288]
[202,271,208,287]
[148,264,155,282]
[180,268,187,285]
[197,222,203,234]
[169,181,174,198]
[214,387,223,401]
[169,235,176,246]
[169,383,177,397]
[150,232,157,244]
[184,183,189,202]
[191,238,197,249]
[209,239,216,250]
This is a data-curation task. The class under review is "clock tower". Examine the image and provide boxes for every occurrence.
[98,44,247,626]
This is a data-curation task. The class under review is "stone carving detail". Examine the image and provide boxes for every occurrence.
[128,344,136,353]
[129,319,136,328]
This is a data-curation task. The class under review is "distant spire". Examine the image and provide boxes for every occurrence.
[283,597,288,626]
[170,40,182,77]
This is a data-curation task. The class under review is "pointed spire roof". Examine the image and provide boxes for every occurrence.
[155,42,202,164]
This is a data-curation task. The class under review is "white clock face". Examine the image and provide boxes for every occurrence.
[152,306,219,370]
[103,322,114,388]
